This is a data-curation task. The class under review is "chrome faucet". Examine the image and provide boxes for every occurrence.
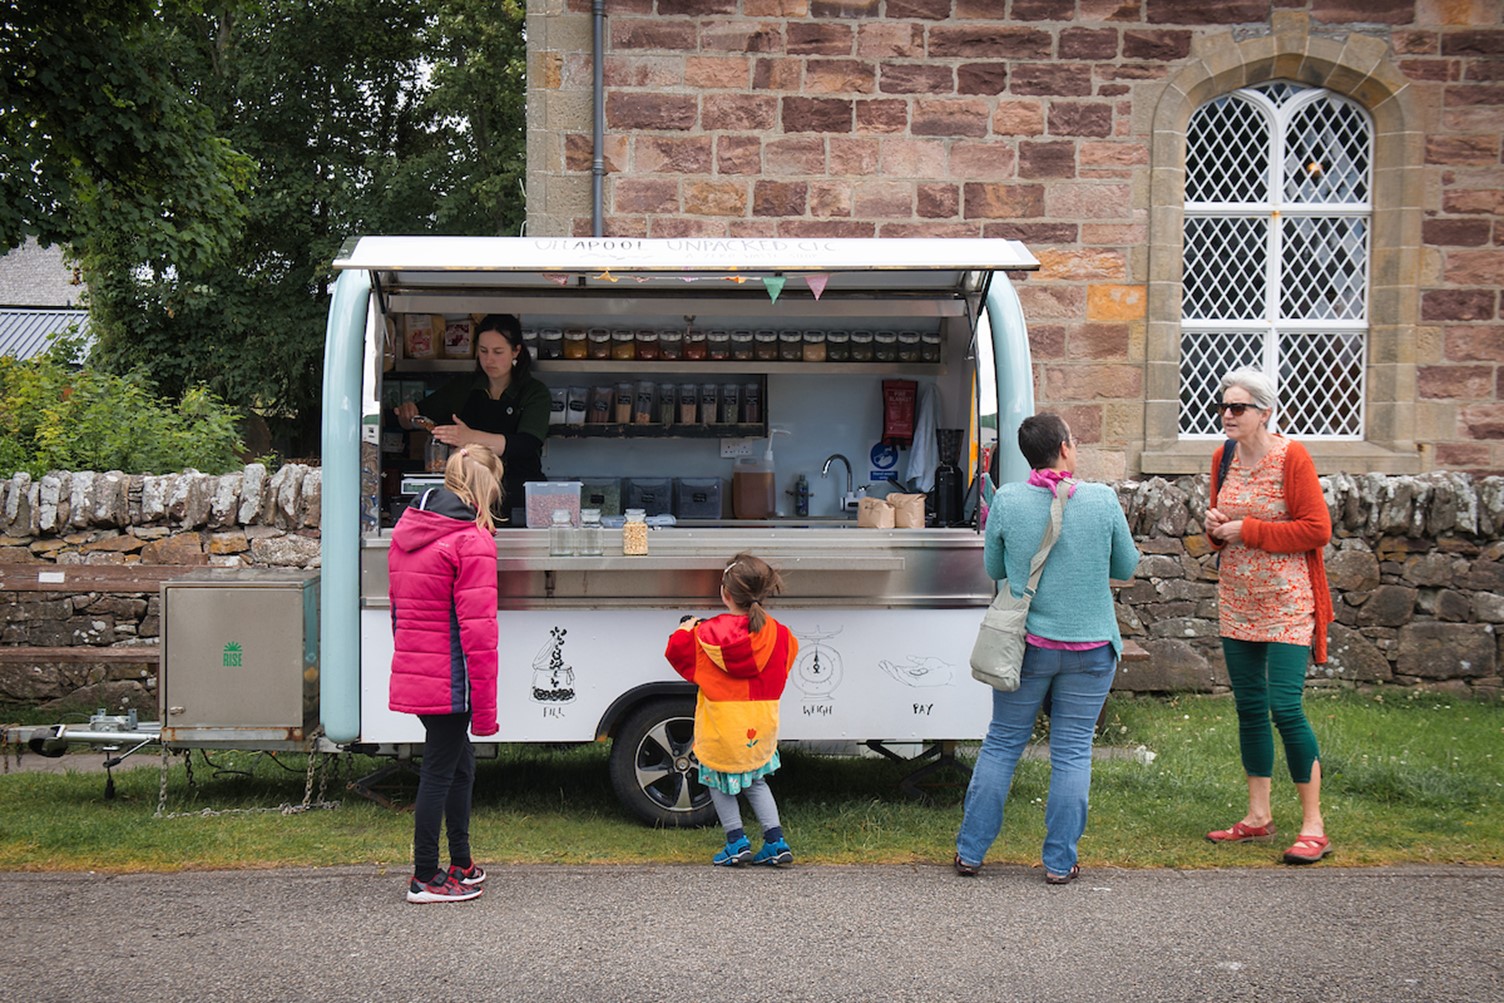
[821,454,860,512]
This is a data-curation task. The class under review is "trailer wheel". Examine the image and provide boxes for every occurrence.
[608,698,714,828]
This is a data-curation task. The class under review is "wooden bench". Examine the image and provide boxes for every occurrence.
[0,563,183,665]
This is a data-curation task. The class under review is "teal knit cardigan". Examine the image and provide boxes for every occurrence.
[983,481,1141,659]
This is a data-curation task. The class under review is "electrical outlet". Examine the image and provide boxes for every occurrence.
[720,438,759,458]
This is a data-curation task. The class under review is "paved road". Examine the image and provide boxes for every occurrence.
[2,864,1499,1003]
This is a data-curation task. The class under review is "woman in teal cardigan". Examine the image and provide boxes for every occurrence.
[954,413,1140,883]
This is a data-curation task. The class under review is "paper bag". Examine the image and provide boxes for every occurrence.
[888,493,926,528]
[857,496,894,529]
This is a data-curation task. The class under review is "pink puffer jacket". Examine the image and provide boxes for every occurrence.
[388,488,500,736]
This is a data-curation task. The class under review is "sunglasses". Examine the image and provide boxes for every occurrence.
[1215,402,1261,417]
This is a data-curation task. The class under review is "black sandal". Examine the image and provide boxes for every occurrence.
[953,854,980,877]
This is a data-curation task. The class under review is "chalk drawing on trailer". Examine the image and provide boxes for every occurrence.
[530,626,577,704]
[790,626,843,700]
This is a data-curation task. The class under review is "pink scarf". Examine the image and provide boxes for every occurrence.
[1027,468,1077,496]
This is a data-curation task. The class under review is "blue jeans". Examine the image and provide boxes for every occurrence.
[956,643,1116,874]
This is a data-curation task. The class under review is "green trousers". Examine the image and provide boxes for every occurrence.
[1221,638,1320,783]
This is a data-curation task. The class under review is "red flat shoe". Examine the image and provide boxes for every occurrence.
[1206,821,1277,843]
[1282,833,1332,864]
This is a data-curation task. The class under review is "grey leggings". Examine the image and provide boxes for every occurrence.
[708,776,781,836]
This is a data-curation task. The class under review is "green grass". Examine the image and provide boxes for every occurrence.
[2,689,1500,873]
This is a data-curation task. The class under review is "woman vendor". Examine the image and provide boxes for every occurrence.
[396,313,550,524]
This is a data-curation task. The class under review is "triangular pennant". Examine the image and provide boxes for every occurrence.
[542,272,570,286]
[805,274,828,301]
[763,276,786,304]
[595,269,619,283]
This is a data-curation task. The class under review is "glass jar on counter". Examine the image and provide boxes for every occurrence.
[611,329,636,361]
[707,330,731,361]
[539,329,565,360]
[730,330,755,361]
[850,330,874,362]
[802,330,827,363]
[827,330,851,362]
[562,328,588,360]
[622,508,648,556]
[754,330,779,361]
[874,331,899,362]
[577,508,603,556]
[685,329,708,361]
[523,330,540,356]
[635,329,660,361]
[587,327,612,360]
[659,328,684,360]
[921,331,942,363]
[424,435,450,473]
[778,330,802,361]
[549,508,575,557]
[897,330,921,363]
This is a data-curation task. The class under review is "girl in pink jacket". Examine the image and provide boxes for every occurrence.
[389,445,503,904]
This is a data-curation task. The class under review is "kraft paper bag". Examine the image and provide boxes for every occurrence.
[887,493,925,528]
[857,496,894,528]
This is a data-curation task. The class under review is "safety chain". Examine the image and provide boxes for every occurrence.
[153,729,343,819]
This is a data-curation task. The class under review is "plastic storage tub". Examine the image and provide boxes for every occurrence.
[579,477,622,517]
[524,481,583,528]
[674,478,723,520]
[624,478,673,517]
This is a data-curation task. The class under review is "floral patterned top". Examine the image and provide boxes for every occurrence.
[1217,436,1315,646]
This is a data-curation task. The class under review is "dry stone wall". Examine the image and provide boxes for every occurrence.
[2,466,1501,709]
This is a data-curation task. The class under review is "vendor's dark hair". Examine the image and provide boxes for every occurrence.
[476,313,531,382]
[1018,413,1070,471]
[722,552,783,632]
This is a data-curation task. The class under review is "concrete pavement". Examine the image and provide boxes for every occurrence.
[2,863,1499,1002]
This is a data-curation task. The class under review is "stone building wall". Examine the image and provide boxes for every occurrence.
[2,466,1500,709]
[524,2,1504,477]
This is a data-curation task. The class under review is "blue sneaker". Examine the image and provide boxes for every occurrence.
[751,838,792,866]
[712,835,752,866]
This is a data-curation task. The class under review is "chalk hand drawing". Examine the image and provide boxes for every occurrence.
[879,655,953,688]
[530,626,576,704]
[791,626,843,700]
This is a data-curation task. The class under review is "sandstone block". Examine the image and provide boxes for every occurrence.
[1087,284,1147,322]
[1320,623,1393,683]
[637,136,716,173]
[1059,27,1119,60]
[1115,637,1213,692]
[991,101,1044,136]
[753,57,803,91]
[1356,584,1418,627]
[855,98,908,133]
[249,534,322,568]
[929,26,1052,60]
[963,183,1044,219]
[754,181,809,217]
[140,533,207,566]
[1421,289,1496,322]
[1010,63,1093,97]
[911,98,990,138]
[788,21,852,55]
[956,63,1006,96]
[1122,29,1192,61]
[1018,140,1076,178]
[1396,622,1497,678]
[701,96,776,133]
[606,93,696,131]
[782,97,852,133]
[716,136,762,175]
[805,58,875,95]
[1326,549,1380,592]
[856,23,921,59]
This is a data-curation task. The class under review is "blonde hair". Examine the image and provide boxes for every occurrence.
[443,444,505,532]
[722,552,783,632]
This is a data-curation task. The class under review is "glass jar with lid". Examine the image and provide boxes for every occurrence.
[802,330,827,363]
[920,331,942,363]
[778,330,802,361]
[827,330,851,362]
[577,508,603,556]
[635,329,660,361]
[611,329,636,361]
[562,328,588,360]
[587,327,612,360]
[753,330,779,361]
[622,508,648,556]
[850,330,875,362]
[707,330,731,361]
[730,330,755,361]
[685,329,708,361]
[659,328,684,360]
[897,330,921,363]
[539,329,564,360]
[549,508,575,557]
[873,331,899,362]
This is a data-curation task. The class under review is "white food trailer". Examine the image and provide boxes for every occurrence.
[321,236,1038,825]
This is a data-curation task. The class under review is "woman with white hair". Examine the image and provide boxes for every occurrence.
[1203,368,1335,864]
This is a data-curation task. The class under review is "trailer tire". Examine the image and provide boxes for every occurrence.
[608,697,714,828]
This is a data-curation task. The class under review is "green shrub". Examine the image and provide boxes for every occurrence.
[0,337,245,477]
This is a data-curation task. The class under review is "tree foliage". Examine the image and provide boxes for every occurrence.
[7,1,527,453]
[0,336,245,477]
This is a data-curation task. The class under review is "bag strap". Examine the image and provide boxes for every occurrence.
[1021,478,1074,597]
[1214,438,1236,502]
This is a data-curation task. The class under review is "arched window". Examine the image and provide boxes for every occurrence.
[1178,82,1372,440]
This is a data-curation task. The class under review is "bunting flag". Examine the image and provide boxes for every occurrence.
[763,276,786,304]
[805,274,829,300]
[542,272,570,286]
[595,269,620,283]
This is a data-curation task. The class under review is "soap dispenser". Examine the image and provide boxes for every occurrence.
[733,428,789,519]
[787,473,810,518]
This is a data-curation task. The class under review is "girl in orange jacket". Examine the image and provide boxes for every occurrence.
[665,553,799,866]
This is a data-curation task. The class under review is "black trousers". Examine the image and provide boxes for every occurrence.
[413,712,475,881]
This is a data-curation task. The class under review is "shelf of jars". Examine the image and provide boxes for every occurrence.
[392,359,944,376]
[547,422,767,440]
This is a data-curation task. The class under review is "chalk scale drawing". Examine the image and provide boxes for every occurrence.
[530,626,577,704]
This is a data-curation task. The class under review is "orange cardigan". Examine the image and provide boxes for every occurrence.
[1210,437,1335,664]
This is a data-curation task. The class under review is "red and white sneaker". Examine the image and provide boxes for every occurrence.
[407,872,483,904]
[448,861,486,886]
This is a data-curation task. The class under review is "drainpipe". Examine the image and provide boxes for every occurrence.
[592,0,605,236]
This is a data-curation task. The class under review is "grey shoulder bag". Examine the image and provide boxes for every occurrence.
[969,479,1073,692]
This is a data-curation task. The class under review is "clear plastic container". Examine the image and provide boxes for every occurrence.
[699,383,719,425]
[614,382,634,424]
[549,508,575,557]
[577,508,603,556]
[678,383,698,424]
[622,508,648,556]
[719,382,741,425]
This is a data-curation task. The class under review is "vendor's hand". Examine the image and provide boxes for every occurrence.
[395,401,420,427]
[1211,518,1244,545]
[431,415,471,446]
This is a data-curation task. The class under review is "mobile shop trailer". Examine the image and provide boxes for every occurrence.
[319,236,1039,826]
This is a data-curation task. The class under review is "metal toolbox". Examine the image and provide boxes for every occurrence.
[159,569,320,748]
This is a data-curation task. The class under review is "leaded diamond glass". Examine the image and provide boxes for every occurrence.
[1284,96,1370,203]
[1277,332,1365,437]
[1186,96,1268,203]
[1184,217,1267,320]
[1280,217,1368,320]
[1179,331,1263,435]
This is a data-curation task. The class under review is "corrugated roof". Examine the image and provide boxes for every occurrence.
[0,309,92,361]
